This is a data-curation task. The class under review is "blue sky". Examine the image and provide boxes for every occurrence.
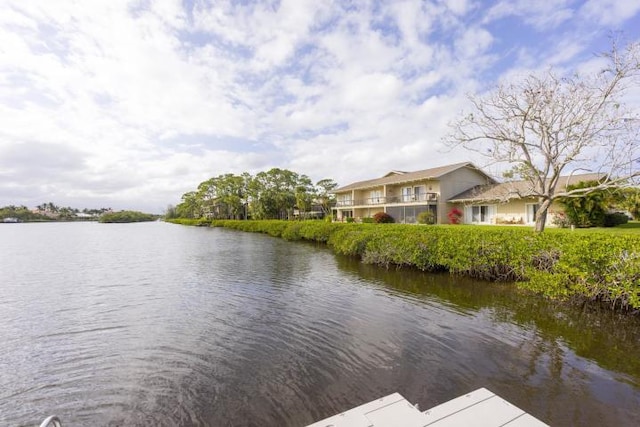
[1,0,639,212]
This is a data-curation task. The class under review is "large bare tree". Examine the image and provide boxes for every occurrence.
[448,40,640,232]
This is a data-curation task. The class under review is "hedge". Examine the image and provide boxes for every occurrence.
[171,219,640,312]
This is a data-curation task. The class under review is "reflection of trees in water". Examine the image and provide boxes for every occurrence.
[334,254,640,384]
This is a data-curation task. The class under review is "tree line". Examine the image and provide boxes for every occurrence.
[0,203,112,222]
[99,210,157,223]
[170,168,338,220]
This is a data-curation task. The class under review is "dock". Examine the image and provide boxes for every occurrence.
[306,388,548,427]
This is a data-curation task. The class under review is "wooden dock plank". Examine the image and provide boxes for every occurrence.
[306,393,410,427]
[423,395,525,426]
[422,388,496,424]
[305,388,549,427]
[503,413,550,427]
[366,400,431,427]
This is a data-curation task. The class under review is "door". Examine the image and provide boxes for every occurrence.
[469,205,496,224]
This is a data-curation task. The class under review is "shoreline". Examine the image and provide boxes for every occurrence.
[167,218,640,315]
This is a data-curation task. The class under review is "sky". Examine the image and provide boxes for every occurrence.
[1,0,639,213]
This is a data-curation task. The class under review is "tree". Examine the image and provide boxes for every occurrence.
[218,173,249,219]
[617,188,640,219]
[315,178,338,216]
[448,39,640,232]
[174,168,339,221]
[176,191,202,218]
[558,180,608,227]
[165,204,178,219]
[46,202,59,213]
[99,210,156,223]
[295,176,315,218]
[249,168,300,219]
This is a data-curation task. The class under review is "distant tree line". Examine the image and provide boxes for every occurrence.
[0,203,112,222]
[169,168,338,220]
[99,210,157,223]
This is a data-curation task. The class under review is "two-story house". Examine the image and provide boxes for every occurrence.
[332,162,495,224]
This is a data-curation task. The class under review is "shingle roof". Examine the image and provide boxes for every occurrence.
[448,173,606,203]
[333,162,492,192]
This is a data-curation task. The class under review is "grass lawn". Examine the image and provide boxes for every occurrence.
[546,221,640,234]
[457,221,640,235]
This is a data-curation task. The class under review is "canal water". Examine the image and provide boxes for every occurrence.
[1,222,639,426]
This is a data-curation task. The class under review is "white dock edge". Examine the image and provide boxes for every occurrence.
[305,388,549,427]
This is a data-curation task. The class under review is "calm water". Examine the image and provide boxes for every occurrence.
[1,222,640,426]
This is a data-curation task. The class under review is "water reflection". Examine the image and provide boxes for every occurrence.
[1,224,639,426]
[336,256,640,383]
[334,255,640,425]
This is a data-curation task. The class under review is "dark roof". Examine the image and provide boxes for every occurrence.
[333,162,492,192]
[448,173,606,203]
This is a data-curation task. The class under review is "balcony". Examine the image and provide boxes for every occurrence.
[335,193,438,207]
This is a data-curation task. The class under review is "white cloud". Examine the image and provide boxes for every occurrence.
[483,0,575,30]
[440,0,474,16]
[0,0,638,212]
[455,27,494,58]
[581,0,640,26]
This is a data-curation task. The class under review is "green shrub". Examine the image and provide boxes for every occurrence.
[346,217,355,223]
[417,210,436,225]
[373,212,394,223]
[362,217,375,223]
[603,212,629,227]
[100,210,156,223]
[281,221,304,240]
[166,218,209,226]
[327,224,376,256]
[558,181,608,227]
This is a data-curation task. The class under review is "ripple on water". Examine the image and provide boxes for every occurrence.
[1,224,640,426]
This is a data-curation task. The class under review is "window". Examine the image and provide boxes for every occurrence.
[413,186,422,201]
[465,205,496,224]
[402,187,412,202]
[369,190,382,204]
[402,186,424,202]
[339,195,352,206]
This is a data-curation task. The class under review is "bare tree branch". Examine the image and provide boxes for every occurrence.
[446,38,640,231]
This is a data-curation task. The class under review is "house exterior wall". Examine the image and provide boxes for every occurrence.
[333,165,492,224]
[439,167,495,224]
[496,199,530,224]
[450,199,568,226]
[334,179,441,223]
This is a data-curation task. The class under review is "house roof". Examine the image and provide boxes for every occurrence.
[333,162,493,192]
[448,173,606,203]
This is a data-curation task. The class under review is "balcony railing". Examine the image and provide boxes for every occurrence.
[336,193,438,207]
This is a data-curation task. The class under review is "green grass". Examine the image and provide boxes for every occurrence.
[462,221,640,235]
[545,221,640,234]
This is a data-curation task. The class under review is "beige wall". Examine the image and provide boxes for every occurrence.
[439,167,493,224]
[334,167,491,224]
[449,199,568,227]
[495,199,530,224]
[354,207,384,218]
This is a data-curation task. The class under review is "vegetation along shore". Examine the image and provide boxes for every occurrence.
[167,219,640,314]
